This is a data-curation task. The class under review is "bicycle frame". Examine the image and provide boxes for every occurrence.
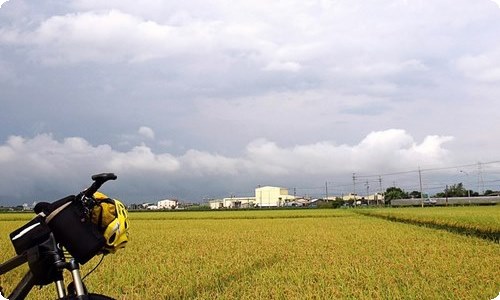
[0,251,31,299]
[0,233,89,300]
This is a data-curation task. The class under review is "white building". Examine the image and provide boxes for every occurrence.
[366,193,385,203]
[342,193,360,201]
[157,199,178,209]
[255,186,295,207]
[209,197,255,209]
[209,186,295,209]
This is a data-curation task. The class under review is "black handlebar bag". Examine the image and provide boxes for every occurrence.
[45,196,106,264]
[9,215,51,255]
[10,223,61,285]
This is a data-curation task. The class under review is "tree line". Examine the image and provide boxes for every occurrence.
[384,182,499,203]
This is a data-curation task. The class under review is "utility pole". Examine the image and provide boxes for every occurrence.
[352,173,357,205]
[477,162,485,195]
[365,181,369,205]
[325,181,329,200]
[445,185,449,206]
[419,167,424,208]
[352,173,356,196]
[378,175,383,205]
[460,170,471,198]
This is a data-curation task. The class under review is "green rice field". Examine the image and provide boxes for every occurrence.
[1,207,499,299]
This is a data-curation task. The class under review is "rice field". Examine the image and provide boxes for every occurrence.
[356,205,500,241]
[1,207,499,299]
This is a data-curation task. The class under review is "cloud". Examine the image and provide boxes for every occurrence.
[263,61,302,72]
[0,9,219,64]
[0,0,499,203]
[109,144,179,173]
[180,149,242,176]
[138,126,155,140]
[456,48,500,83]
[0,130,454,204]
[245,129,454,175]
[0,0,8,8]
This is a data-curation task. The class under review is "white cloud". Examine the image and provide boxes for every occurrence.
[180,149,242,176]
[108,144,179,173]
[263,61,302,72]
[0,7,276,66]
[0,130,454,202]
[245,129,454,176]
[138,126,155,140]
[456,48,500,82]
[0,9,220,64]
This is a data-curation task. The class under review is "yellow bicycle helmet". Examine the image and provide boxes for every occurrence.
[92,192,129,253]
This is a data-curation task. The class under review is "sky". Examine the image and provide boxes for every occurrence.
[1,0,500,205]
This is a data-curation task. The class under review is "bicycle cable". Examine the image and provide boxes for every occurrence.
[81,253,105,281]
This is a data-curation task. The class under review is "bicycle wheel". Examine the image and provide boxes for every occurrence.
[88,294,115,300]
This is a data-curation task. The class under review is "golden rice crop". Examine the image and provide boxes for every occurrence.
[357,205,500,239]
[130,208,348,220]
[1,209,499,299]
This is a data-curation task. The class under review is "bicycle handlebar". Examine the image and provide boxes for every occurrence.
[34,173,118,216]
[82,173,117,199]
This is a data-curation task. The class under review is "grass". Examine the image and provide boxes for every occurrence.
[0,208,499,299]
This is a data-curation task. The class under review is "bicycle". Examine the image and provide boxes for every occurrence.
[0,173,126,300]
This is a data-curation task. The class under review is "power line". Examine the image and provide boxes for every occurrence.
[354,160,500,179]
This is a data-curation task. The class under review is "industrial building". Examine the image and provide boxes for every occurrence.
[209,186,295,209]
[255,186,295,207]
[208,197,255,209]
[208,186,386,209]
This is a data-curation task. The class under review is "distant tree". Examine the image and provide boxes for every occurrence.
[384,187,409,204]
[449,183,467,197]
[409,190,422,199]
[484,190,495,196]
[331,198,345,208]
[435,183,472,197]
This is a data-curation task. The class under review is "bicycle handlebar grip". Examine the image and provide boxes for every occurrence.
[91,173,117,182]
[83,173,117,198]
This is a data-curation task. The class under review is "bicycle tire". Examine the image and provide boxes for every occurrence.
[88,294,115,300]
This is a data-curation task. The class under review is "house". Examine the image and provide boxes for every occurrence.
[157,199,178,209]
[284,198,310,207]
